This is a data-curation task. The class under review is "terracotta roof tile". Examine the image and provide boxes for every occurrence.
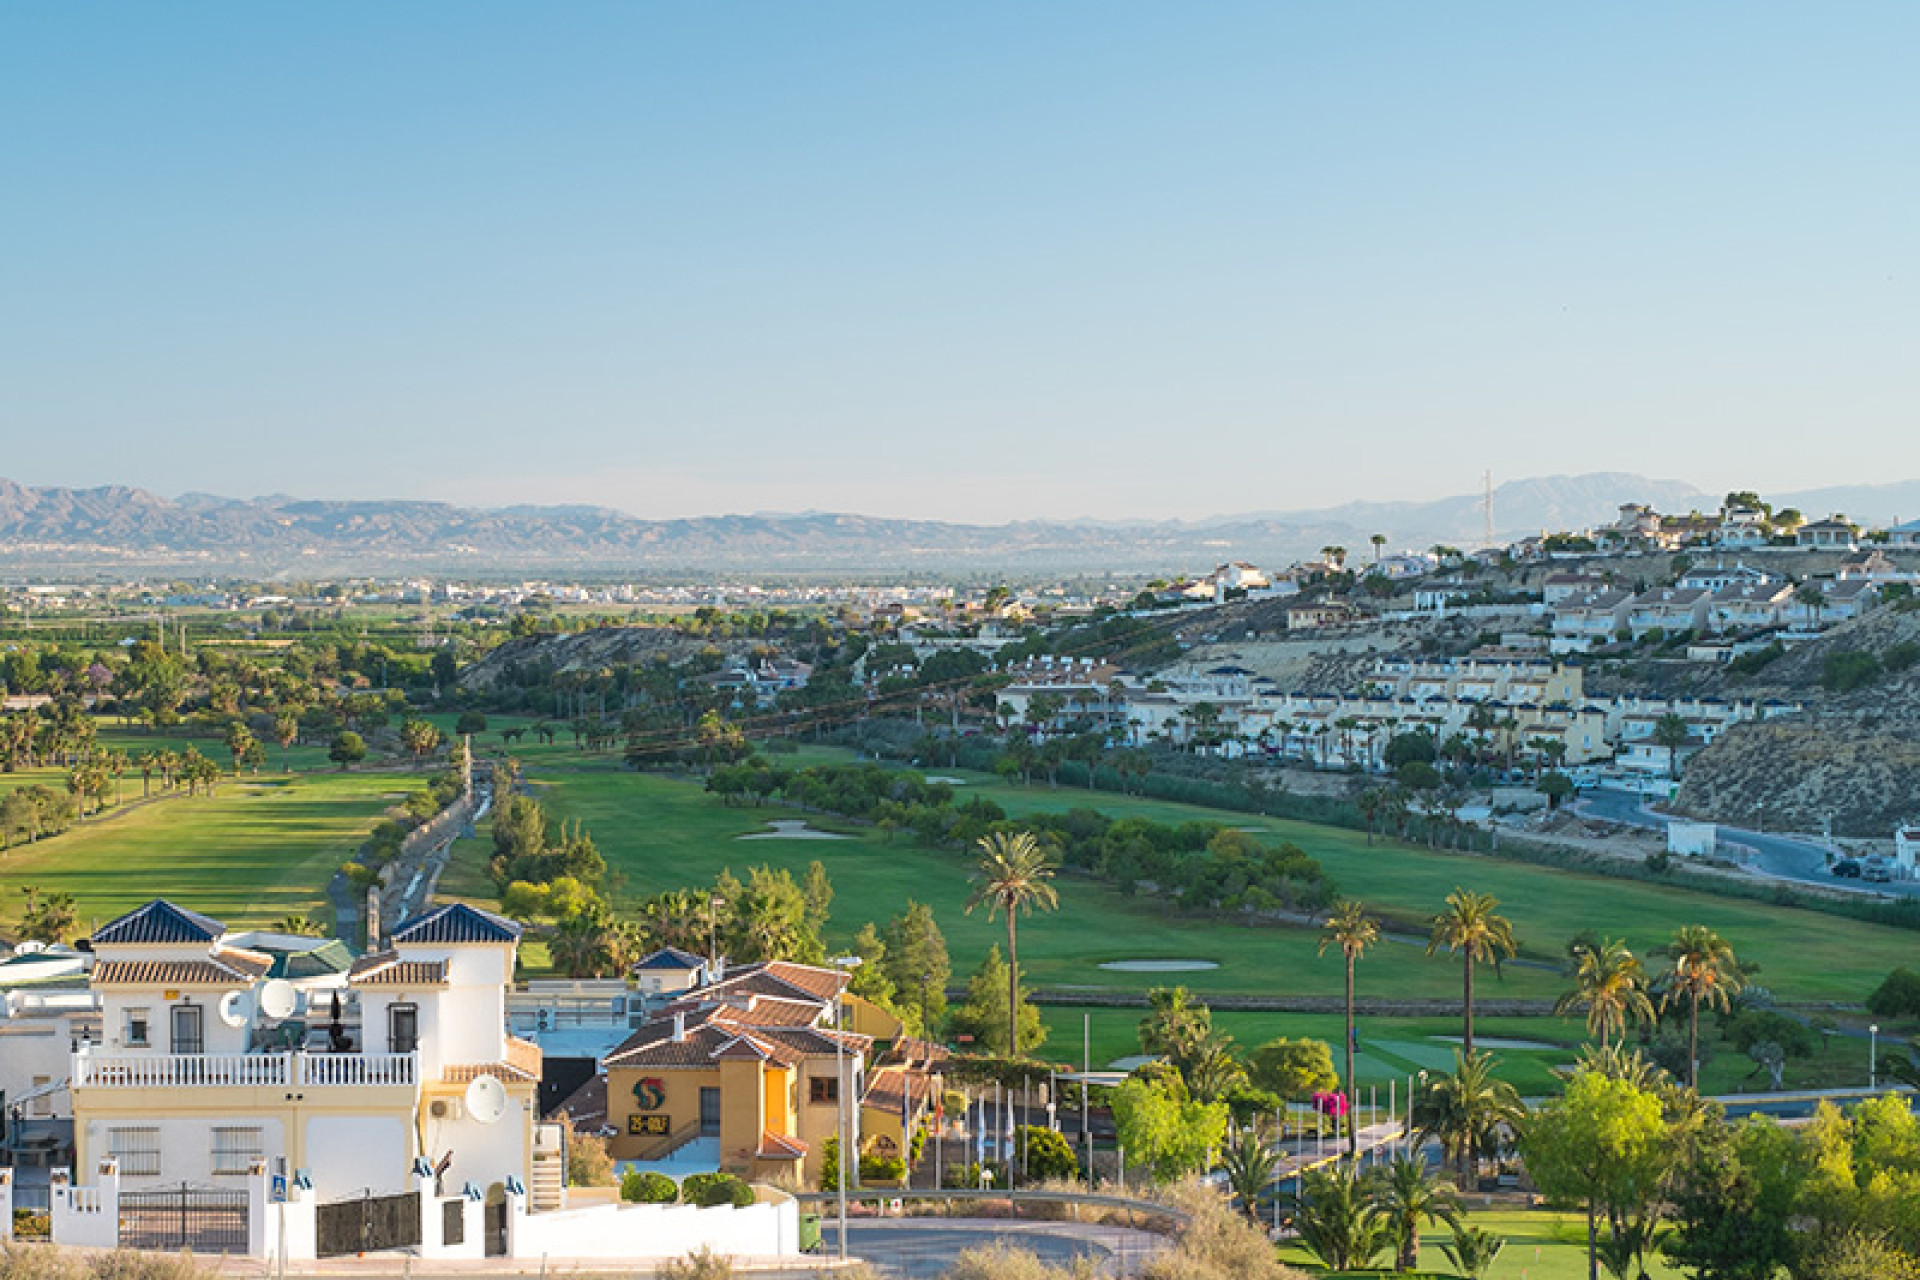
[92,952,269,987]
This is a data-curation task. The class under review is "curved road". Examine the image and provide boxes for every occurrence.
[1574,788,1920,900]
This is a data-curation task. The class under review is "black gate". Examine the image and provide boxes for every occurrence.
[483,1199,508,1257]
[118,1185,250,1254]
[315,1190,421,1257]
[442,1198,465,1246]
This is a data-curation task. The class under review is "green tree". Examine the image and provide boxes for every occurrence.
[1440,1224,1508,1280]
[1109,1071,1228,1181]
[1320,899,1380,1157]
[1246,1037,1337,1100]
[1652,712,1692,777]
[1427,888,1518,1057]
[882,900,950,1035]
[1219,1122,1282,1221]
[1012,1126,1078,1184]
[1539,770,1576,809]
[329,731,368,770]
[950,945,1044,1056]
[1414,1049,1524,1187]
[1287,1159,1387,1272]
[1661,1112,1805,1280]
[1366,1153,1461,1273]
[1138,986,1212,1067]
[1867,967,1920,1019]
[1556,938,1656,1050]
[1662,926,1740,1089]
[965,830,1060,1059]
[1521,1069,1673,1280]
[400,717,443,763]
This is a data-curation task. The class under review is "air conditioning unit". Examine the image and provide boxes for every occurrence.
[429,1098,463,1121]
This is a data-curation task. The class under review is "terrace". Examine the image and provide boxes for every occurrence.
[72,1048,418,1090]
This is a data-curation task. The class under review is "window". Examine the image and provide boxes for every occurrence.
[698,1087,722,1136]
[809,1076,839,1105]
[109,1127,162,1177]
[171,1004,204,1056]
[31,1076,53,1118]
[389,1003,419,1054]
[124,1008,150,1048]
[212,1127,263,1176]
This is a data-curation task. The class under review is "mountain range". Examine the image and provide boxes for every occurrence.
[3,474,1917,578]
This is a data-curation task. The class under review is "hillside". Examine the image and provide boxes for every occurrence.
[1674,603,1920,835]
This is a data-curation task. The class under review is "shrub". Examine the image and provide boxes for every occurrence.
[1821,650,1883,693]
[680,1172,754,1208]
[566,1132,616,1186]
[1014,1125,1079,1183]
[620,1169,679,1203]
[1885,641,1920,674]
[941,1242,1100,1280]
[1867,967,1920,1019]
[656,1246,733,1280]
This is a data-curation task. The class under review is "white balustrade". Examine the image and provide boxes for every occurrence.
[74,1051,416,1089]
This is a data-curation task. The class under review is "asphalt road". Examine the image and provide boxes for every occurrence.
[819,1220,1168,1278]
[1574,788,1920,899]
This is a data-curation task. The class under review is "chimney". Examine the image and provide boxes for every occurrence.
[672,1012,686,1043]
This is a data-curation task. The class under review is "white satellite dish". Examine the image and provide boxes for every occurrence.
[259,979,298,1021]
[218,989,254,1028]
[464,1074,508,1126]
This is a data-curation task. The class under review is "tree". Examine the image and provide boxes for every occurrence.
[949,946,1044,1056]
[1320,900,1379,1156]
[1867,967,1920,1019]
[1441,1224,1508,1280]
[1287,1159,1387,1272]
[1661,1112,1805,1280]
[1662,926,1740,1089]
[1427,888,1518,1057]
[882,901,950,1035]
[1219,1122,1282,1220]
[1139,986,1212,1068]
[1366,1153,1461,1273]
[1012,1126,1078,1184]
[1109,1071,1228,1181]
[966,830,1060,1058]
[400,718,443,763]
[1538,770,1576,809]
[224,721,257,774]
[1521,1069,1673,1280]
[329,731,367,770]
[18,886,78,944]
[1414,1049,1523,1187]
[1555,938,1655,1050]
[800,859,833,932]
[455,710,488,736]
[1651,713,1691,777]
[1246,1037,1337,1100]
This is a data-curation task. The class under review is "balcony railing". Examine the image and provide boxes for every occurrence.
[73,1051,417,1090]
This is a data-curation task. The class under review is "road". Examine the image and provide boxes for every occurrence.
[1574,787,1920,899]
[821,1219,1170,1278]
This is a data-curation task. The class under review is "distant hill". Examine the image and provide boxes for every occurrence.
[0,472,1913,576]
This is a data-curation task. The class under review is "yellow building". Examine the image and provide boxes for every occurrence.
[601,958,935,1187]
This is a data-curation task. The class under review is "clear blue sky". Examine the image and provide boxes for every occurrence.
[4,3,1916,522]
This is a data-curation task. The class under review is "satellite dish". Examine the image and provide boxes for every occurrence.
[218,989,254,1028]
[259,979,298,1021]
[464,1074,509,1125]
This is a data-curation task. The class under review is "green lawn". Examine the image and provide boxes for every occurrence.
[1277,1207,1683,1278]
[0,770,417,934]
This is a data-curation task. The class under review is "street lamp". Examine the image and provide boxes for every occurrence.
[831,955,864,1261]
[1870,1024,1880,1092]
[706,895,726,975]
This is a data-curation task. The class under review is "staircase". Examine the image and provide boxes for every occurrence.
[532,1123,566,1211]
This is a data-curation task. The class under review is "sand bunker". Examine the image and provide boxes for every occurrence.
[1434,1035,1559,1051]
[924,775,969,785]
[737,820,851,841]
[1097,959,1220,973]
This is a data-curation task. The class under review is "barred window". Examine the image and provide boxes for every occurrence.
[109,1126,162,1176]
[212,1126,263,1176]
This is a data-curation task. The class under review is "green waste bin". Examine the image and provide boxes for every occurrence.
[799,1213,822,1252]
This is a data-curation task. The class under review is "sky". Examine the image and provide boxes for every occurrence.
[3,3,1917,523]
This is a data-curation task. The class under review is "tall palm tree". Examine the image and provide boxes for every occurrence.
[1320,900,1380,1156]
[1426,889,1518,1057]
[1366,1153,1462,1273]
[1554,938,1655,1050]
[1287,1159,1388,1273]
[1660,926,1739,1089]
[1413,1049,1524,1187]
[966,830,1060,1056]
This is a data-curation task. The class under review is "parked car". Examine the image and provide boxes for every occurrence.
[1832,859,1863,878]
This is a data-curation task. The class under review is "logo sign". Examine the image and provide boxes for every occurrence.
[628,1115,670,1137]
[632,1078,666,1111]
[269,1175,288,1205]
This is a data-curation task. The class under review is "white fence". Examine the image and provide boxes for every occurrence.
[73,1051,417,1089]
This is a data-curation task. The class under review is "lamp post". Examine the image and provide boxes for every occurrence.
[706,895,726,975]
[831,955,864,1261]
[1870,1024,1880,1092]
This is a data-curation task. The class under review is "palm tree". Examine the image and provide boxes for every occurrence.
[966,830,1060,1057]
[1426,889,1518,1057]
[1414,1049,1523,1187]
[1651,712,1691,778]
[1320,900,1380,1156]
[1554,938,1655,1050]
[1440,1224,1508,1279]
[1366,1153,1461,1273]
[1370,533,1387,564]
[1661,925,1739,1089]
[1219,1123,1282,1221]
[1287,1159,1388,1273]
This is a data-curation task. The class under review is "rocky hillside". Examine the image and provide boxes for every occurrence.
[458,626,721,692]
[1674,602,1920,835]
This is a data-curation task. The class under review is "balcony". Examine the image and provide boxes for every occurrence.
[73,1051,417,1090]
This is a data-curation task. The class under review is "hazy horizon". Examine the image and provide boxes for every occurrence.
[6,4,1918,522]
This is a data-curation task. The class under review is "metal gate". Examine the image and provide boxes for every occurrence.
[484,1198,508,1257]
[315,1190,421,1257]
[118,1185,250,1254]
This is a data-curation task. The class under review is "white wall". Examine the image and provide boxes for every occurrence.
[83,1115,287,1188]
[303,1114,410,1197]
[509,1197,800,1261]
[427,1101,530,1200]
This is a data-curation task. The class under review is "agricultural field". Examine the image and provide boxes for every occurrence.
[0,768,422,934]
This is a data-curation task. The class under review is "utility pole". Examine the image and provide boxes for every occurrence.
[1482,469,1496,551]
